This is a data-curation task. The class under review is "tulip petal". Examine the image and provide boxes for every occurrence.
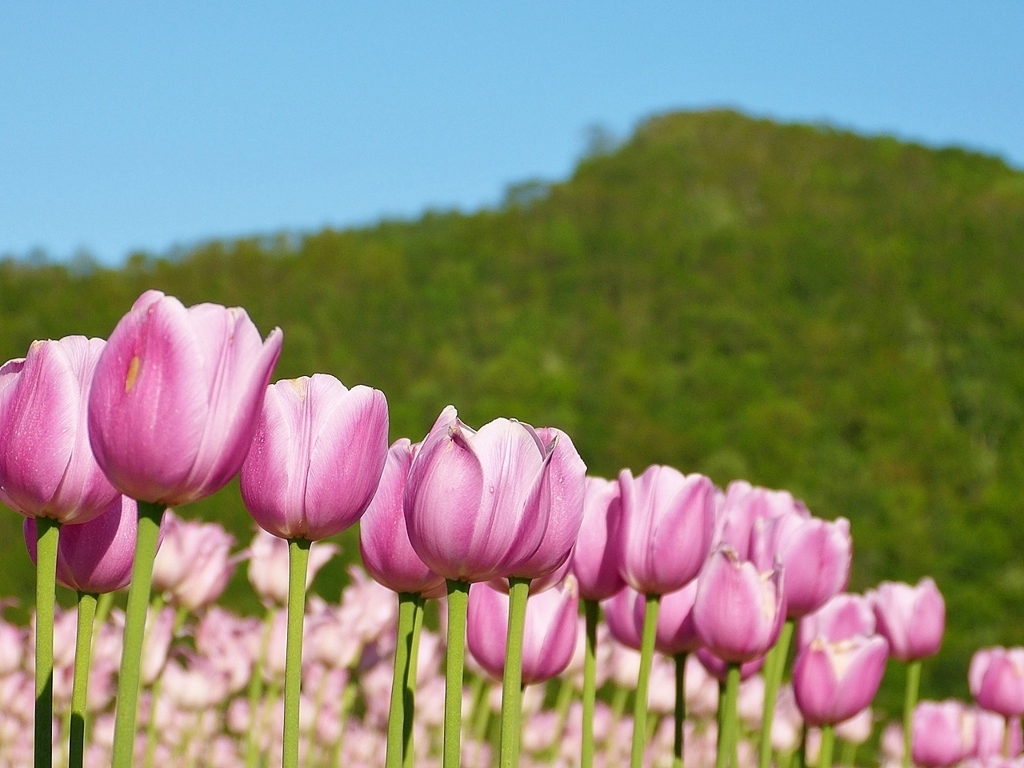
[304,383,389,539]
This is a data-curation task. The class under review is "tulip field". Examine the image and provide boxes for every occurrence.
[0,289,1021,768]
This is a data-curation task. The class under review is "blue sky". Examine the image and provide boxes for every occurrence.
[2,3,1022,265]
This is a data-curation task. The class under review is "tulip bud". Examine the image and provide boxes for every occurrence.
[24,494,138,593]
[0,336,119,523]
[796,593,876,650]
[359,439,445,597]
[569,476,625,601]
[632,579,700,656]
[867,577,945,662]
[969,647,1024,718]
[404,406,586,583]
[88,290,283,506]
[617,465,716,595]
[248,529,339,607]
[751,513,851,618]
[240,374,388,541]
[715,481,809,560]
[152,514,237,610]
[693,545,786,662]
[603,585,643,650]
[792,634,889,726]
[911,700,975,768]
[466,577,579,686]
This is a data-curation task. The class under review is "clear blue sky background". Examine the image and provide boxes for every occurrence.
[2,2,1022,265]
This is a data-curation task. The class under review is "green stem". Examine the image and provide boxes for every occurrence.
[499,576,531,768]
[902,660,921,768]
[1005,717,1015,758]
[243,606,276,768]
[94,591,114,637]
[818,725,835,768]
[760,619,795,768]
[34,517,60,768]
[674,652,688,768]
[443,580,470,768]
[387,593,417,768]
[716,664,741,768]
[68,591,97,768]
[111,501,164,768]
[282,538,311,768]
[631,593,661,768]
[778,749,794,768]
[840,739,856,767]
[404,594,425,768]
[582,599,599,768]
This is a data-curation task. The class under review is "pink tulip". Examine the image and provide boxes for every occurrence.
[970,707,1023,759]
[569,476,625,601]
[359,439,445,597]
[970,647,1024,718]
[912,700,975,768]
[835,707,874,745]
[240,374,388,540]
[247,528,339,607]
[153,516,237,610]
[792,634,889,725]
[797,592,876,649]
[24,494,138,593]
[404,406,586,582]
[603,585,643,650]
[616,579,701,656]
[771,685,804,752]
[750,513,851,618]
[0,336,119,523]
[617,465,716,595]
[715,481,809,560]
[466,577,579,686]
[693,545,786,662]
[695,647,766,682]
[87,290,282,506]
[868,577,945,662]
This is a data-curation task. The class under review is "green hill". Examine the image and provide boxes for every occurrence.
[3,109,1024,712]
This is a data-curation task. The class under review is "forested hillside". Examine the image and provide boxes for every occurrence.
[3,109,1024,710]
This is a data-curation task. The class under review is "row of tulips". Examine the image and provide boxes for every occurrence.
[0,288,1009,768]
[1,519,1021,768]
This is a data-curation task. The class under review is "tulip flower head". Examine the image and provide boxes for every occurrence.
[88,290,283,506]
[750,513,852,618]
[969,647,1024,718]
[693,545,786,662]
[240,374,388,541]
[797,592,876,650]
[248,528,339,607]
[466,577,579,686]
[603,585,643,650]
[868,577,945,662]
[404,406,586,583]
[359,439,445,597]
[0,336,119,523]
[792,634,889,726]
[24,494,139,593]
[715,481,810,560]
[912,700,976,768]
[617,465,716,595]
[569,475,625,601]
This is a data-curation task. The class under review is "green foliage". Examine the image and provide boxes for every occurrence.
[2,109,1024,715]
